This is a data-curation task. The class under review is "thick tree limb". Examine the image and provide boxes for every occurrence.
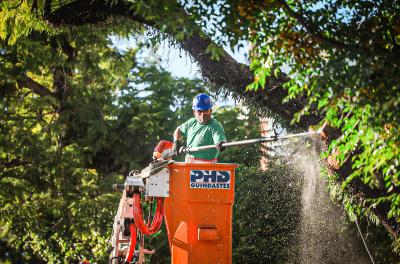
[373,208,399,240]
[47,0,147,26]
[179,33,320,128]
[47,0,320,129]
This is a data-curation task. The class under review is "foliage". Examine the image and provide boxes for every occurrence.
[1,0,400,261]
[185,0,400,249]
[0,1,57,45]
[0,20,212,262]
[232,163,302,263]
[324,167,400,263]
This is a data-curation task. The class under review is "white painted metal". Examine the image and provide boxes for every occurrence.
[145,168,170,197]
[125,176,144,188]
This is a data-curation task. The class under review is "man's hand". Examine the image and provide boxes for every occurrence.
[216,141,226,152]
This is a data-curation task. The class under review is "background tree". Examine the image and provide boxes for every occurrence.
[1,0,400,261]
[1,16,304,262]
[0,21,210,262]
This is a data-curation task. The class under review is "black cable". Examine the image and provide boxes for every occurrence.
[109,256,124,264]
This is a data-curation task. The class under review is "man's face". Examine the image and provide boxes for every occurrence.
[193,109,212,125]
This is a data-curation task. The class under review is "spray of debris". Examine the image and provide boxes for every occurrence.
[284,137,370,264]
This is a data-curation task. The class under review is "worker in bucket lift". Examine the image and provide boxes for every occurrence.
[172,93,227,163]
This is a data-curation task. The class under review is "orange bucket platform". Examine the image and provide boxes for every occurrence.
[164,162,238,264]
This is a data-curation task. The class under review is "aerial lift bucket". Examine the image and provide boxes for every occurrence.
[109,131,321,263]
[164,162,238,264]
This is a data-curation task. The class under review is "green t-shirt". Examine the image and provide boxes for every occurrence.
[179,118,226,160]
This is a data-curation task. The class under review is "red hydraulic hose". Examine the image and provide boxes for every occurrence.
[125,223,137,263]
[132,193,164,235]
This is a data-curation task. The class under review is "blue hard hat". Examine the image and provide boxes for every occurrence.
[192,93,213,110]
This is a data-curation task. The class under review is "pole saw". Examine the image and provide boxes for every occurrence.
[178,129,322,155]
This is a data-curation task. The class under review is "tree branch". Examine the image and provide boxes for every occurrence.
[43,0,52,18]
[60,36,75,62]
[373,208,399,239]
[1,158,31,169]
[47,0,147,26]
[47,0,320,129]
[277,0,351,50]
[17,75,54,97]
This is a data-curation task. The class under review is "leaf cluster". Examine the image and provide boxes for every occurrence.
[183,0,400,252]
[0,21,211,262]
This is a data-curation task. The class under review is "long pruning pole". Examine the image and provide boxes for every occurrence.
[180,130,321,154]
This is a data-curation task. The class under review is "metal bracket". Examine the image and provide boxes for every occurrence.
[145,168,170,197]
[125,176,144,188]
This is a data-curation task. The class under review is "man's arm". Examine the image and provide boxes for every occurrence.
[173,127,183,141]
[212,121,227,152]
[173,127,183,155]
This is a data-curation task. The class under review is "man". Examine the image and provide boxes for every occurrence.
[173,93,226,162]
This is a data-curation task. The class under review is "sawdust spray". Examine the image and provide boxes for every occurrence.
[292,138,370,264]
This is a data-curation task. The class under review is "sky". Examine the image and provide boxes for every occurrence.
[110,35,248,107]
[110,35,248,79]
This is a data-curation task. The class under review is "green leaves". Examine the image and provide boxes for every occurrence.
[203,0,400,252]
[205,42,224,61]
[233,163,303,263]
[0,18,218,261]
[0,1,56,45]
[246,59,273,91]
[0,0,399,260]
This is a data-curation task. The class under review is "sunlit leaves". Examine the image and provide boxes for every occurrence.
[0,17,222,261]
[0,1,56,45]
[228,0,400,228]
